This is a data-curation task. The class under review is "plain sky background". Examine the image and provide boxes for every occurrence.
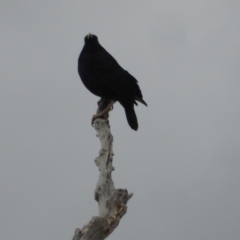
[1,1,240,240]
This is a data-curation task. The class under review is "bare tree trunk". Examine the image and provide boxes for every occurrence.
[72,100,133,240]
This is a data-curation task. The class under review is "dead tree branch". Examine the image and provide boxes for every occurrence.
[72,100,133,240]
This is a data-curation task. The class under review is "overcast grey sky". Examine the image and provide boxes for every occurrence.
[1,1,240,240]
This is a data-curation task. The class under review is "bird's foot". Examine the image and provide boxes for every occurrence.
[91,100,116,127]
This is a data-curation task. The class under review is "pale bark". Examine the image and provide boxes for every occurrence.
[72,100,133,240]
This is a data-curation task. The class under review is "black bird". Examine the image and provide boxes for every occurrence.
[78,33,147,130]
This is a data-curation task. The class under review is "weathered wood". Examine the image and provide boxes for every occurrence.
[72,102,133,240]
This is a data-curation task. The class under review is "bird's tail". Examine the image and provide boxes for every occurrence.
[123,104,138,131]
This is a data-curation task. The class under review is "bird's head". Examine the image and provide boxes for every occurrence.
[84,33,99,45]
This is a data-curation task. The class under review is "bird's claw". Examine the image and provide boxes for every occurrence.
[91,115,97,126]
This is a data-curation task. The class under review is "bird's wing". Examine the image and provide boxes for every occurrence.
[90,63,138,104]
[87,48,146,106]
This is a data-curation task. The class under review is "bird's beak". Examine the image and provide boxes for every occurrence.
[87,33,93,39]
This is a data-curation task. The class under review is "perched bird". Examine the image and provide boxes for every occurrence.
[78,33,147,130]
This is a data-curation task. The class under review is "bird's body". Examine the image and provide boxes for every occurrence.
[78,34,147,130]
